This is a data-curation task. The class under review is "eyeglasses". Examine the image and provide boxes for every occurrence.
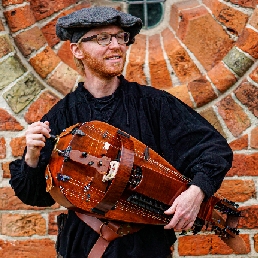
[80,32,130,46]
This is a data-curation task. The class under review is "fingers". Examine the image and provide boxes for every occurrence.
[24,121,51,168]
[164,187,203,231]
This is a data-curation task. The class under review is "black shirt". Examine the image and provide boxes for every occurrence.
[9,75,233,258]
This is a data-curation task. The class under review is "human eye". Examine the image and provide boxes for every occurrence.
[98,34,109,41]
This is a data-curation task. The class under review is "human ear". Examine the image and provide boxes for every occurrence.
[70,43,84,59]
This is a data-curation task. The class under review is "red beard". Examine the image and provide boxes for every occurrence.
[82,49,126,79]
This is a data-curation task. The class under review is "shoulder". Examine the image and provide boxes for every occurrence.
[121,77,174,101]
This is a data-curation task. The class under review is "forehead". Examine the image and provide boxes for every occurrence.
[84,25,124,36]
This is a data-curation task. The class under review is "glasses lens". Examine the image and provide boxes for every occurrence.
[117,32,130,44]
[97,33,111,45]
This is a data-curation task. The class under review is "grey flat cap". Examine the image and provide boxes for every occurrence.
[56,6,142,44]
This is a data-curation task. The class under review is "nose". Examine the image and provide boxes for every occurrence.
[109,36,120,48]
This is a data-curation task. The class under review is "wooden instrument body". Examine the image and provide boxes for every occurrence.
[45,121,237,226]
[45,121,248,253]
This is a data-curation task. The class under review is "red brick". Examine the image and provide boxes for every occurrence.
[177,6,234,71]
[203,0,249,35]
[24,91,60,124]
[2,162,11,178]
[216,96,251,137]
[48,210,67,235]
[4,109,22,126]
[178,234,249,255]
[199,108,226,137]
[249,66,258,83]
[57,40,80,73]
[229,0,257,8]
[0,187,60,210]
[169,0,200,32]
[10,136,26,157]
[0,20,5,31]
[166,85,193,108]
[228,153,258,176]
[28,0,78,21]
[4,6,36,33]
[207,62,237,93]
[14,26,47,56]
[2,213,46,236]
[41,17,60,47]
[0,138,6,159]
[236,28,258,59]
[239,205,258,228]
[217,179,255,202]
[254,233,258,252]
[126,34,147,85]
[30,46,61,78]
[0,35,13,58]
[0,108,24,131]
[148,34,172,89]
[188,76,217,107]
[30,1,63,20]
[47,63,78,95]
[235,80,258,118]
[0,239,56,258]
[251,127,258,149]
[229,134,248,151]
[2,0,24,7]
[161,28,201,84]
[249,7,258,30]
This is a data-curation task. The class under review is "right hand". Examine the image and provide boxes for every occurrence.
[24,121,51,168]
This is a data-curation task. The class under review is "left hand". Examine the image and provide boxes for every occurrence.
[164,185,205,230]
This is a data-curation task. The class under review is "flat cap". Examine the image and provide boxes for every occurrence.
[56,6,142,44]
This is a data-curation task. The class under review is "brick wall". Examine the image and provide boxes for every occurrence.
[0,0,257,257]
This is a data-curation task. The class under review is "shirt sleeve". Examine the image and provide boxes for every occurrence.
[9,139,56,207]
[157,92,233,199]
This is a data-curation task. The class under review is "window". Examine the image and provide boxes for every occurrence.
[113,0,165,29]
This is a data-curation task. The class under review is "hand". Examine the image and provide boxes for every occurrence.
[24,121,51,168]
[164,185,205,231]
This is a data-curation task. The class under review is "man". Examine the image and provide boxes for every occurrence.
[9,6,233,258]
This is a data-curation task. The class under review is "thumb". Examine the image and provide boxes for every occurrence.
[164,204,176,215]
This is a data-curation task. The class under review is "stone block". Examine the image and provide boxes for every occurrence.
[3,73,44,113]
[223,47,254,77]
[0,35,14,58]
[0,56,26,90]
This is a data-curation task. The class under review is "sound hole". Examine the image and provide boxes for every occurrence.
[129,166,142,188]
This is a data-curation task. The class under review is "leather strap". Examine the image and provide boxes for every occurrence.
[75,212,143,258]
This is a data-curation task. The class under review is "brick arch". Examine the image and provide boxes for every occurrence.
[1,1,258,257]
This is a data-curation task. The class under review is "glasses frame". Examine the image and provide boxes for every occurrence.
[79,32,130,46]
